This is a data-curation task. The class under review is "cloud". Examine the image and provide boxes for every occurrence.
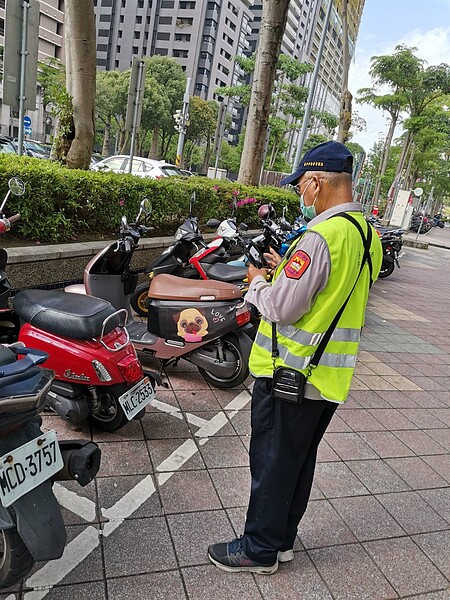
[348,26,450,153]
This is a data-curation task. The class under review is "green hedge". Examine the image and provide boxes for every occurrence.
[0,155,298,243]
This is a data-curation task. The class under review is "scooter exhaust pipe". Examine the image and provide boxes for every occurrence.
[53,440,101,486]
[46,389,90,424]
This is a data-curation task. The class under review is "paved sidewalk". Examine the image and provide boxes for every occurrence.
[3,243,450,600]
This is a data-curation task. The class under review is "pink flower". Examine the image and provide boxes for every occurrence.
[213,185,219,191]
[232,189,240,196]
[119,199,125,206]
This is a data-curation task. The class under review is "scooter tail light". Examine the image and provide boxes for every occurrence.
[236,301,251,327]
[92,360,113,382]
[117,354,143,383]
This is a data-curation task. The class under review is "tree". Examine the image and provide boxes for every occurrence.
[336,0,351,144]
[238,0,291,184]
[183,96,217,171]
[64,0,96,169]
[95,70,129,156]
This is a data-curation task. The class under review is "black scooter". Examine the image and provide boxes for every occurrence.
[0,343,100,588]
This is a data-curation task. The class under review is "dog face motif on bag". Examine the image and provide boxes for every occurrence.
[174,308,209,342]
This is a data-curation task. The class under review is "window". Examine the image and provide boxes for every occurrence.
[101,0,112,5]
[120,15,124,23]
[132,46,139,54]
[180,1,195,7]
[222,32,233,45]
[159,16,173,24]
[205,18,217,28]
[225,17,236,31]
[138,0,144,7]
[99,13,111,21]
[198,67,210,75]
[115,60,119,68]
[157,32,170,40]
[161,0,174,6]
[118,30,123,38]
[155,48,168,55]
[134,31,141,38]
[97,58,107,67]
[136,15,142,24]
[202,35,214,44]
[98,29,110,37]
[176,17,193,26]
[175,33,191,41]
[200,51,212,60]
[227,1,238,15]
[97,43,108,52]
[215,78,226,87]
[173,49,189,58]
[220,48,231,60]
[116,45,121,52]
[103,157,127,170]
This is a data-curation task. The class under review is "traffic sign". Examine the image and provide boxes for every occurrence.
[24,127,32,135]
[23,116,31,127]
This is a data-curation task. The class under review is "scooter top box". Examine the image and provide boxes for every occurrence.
[146,273,244,343]
[147,299,240,343]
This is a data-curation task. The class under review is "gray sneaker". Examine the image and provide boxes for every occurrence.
[208,538,278,574]
[278,548,294,562]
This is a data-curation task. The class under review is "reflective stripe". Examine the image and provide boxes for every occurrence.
[254,331,357,369]
[276,324,361,345]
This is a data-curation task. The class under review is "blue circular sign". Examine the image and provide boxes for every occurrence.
[23,116,32,127]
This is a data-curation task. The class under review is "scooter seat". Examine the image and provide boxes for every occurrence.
[148,274,242,302]
[204,262,248,283]
[14,289,121,340]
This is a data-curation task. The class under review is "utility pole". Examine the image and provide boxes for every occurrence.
[174,77,191,168]
[125,57,146,174]
[292,0,334,170]
[212,100,228,178]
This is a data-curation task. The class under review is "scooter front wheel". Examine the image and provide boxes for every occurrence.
[130,283,150,318]
[0,526,34,589]
[198,334,249,389]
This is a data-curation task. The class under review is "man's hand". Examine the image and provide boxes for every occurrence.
[247,264,269,283]
[263,247,282,270]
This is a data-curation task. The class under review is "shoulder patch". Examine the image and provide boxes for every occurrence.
[284,250,311,280]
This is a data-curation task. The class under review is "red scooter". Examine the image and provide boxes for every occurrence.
[0,178,157,431]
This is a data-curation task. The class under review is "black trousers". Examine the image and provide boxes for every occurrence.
[241,377,337,564]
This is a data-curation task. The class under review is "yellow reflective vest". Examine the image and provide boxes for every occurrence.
[249,212,383,403]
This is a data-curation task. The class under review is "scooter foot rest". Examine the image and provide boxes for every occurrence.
[127,321,158,342]
[148,274,242,302]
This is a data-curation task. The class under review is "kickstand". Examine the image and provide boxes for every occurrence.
[158,360,170,388]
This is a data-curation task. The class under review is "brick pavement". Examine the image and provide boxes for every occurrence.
[2,243,450,600]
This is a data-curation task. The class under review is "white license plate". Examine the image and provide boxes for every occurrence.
[118,376,155,420]
[0,430,63,508]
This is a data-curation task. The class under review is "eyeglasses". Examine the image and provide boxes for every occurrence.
[293,177,314,198]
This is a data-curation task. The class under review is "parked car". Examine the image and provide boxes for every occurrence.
[91,155,185,179]
[12,139,50,159]
[0,137,17,155]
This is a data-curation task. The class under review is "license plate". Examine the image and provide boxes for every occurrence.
[0,430,63,508]
[118,376,155,420]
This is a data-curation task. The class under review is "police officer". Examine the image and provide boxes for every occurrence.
[208,141,383,574]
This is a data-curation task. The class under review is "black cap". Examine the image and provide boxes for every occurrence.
[281,141,353,186]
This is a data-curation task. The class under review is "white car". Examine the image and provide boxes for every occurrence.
[91,155,185,179]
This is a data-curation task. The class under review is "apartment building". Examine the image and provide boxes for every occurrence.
[94,0,252,101]
[0,0,65,138]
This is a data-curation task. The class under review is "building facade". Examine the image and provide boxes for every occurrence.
[0,0,65,138]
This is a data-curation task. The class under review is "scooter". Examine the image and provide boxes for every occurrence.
[378,229,404,278]
[129,192,204,316]
[66,200,254,389]
[0,342,101,588]
[0,178,157,431]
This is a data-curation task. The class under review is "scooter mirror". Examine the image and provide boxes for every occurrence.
[8,177,25,197]
[121,215,128,228]
[239,222,249,232]
[206,218,221,228]
[137,198,152,222]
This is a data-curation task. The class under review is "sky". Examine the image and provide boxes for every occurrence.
[348,0,450,153]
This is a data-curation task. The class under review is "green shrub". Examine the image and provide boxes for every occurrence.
[0,155,298,243]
